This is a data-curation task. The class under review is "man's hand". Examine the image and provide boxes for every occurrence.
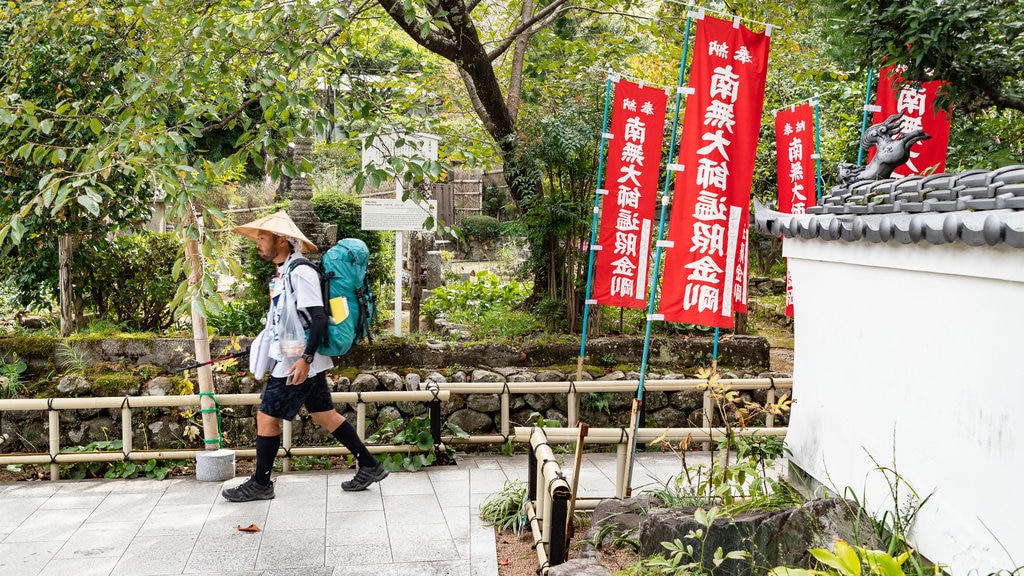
[287,357,311,385]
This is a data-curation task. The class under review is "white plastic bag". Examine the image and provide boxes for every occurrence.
[249,327,272,380]
[277,279,306,364]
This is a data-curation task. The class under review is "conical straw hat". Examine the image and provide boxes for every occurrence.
[234,210,317,253]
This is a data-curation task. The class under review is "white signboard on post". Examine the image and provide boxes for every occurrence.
[359,131,441,338]
[361,198,437,232]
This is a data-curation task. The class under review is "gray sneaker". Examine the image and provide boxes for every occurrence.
[342,461,389,491]
[222,476,275,502]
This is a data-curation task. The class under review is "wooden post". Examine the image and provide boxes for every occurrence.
[58,234,73,336]
[183,207,219,451]
[409,232,423,333]
[565,422,589,546]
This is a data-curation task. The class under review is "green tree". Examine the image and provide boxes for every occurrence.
[818,0,1024,113]
[0,0,367,328]
[372,0,647,311]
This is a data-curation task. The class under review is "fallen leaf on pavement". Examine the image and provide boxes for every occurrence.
[235,524,261,532]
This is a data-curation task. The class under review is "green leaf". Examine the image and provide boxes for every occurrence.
[834,540,861,576]
[859,549,904,576]
[77,192,100,216]
[89,117,102,135]
[767,569,820,576]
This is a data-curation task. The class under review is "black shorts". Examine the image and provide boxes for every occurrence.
[259,371,334,420]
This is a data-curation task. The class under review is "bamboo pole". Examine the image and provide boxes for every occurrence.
[48,410,59,480]
[183,206,219,450]
[0,444,436,467]
[527,428,572,568]
[511,426,785,444]
[436,378,791,395]
[0,390,451,411]
[523,501,552,575]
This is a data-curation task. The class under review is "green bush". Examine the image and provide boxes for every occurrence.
[208,296,267,336]
[80,233,182,332]
[459,215,501,246]
[422,271,530,321]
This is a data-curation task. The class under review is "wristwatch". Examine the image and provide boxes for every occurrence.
[301,353,315,364]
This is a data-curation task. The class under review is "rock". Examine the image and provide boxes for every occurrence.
[377,371,403,391]
[536,369,565,382]
[141,376,173,396]
[377,405,401,424]
[644,391,668,411]
[404,373,421,391]
[508,372,536,382]
[447,408,493,434]
[593,495,662,534]
[524,393,553,412]
[330,375,351,392]
[471,369,503,383]
[638,498,883,576]
[351,373,380,393]
[57,374,90,395]
[547,558,611,576]
[646,407,687,429]
[466,393,501,412]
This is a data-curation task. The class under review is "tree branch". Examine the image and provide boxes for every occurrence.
[375,0,460,60]
[487,0,571,61]
[458,69,495,134]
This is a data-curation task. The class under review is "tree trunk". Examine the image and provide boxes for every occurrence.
[58,234,73,336]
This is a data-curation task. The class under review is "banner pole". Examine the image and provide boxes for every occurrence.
[626,13,694,494]
[712,327,720,372]
[576,75,615,382]
[857,67,875,166]
[814,99,823,203]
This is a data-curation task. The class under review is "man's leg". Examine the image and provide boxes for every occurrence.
[310,410,388,491]
[223,376,298,502]
[253,412,282,485]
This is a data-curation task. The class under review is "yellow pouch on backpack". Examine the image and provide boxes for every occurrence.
[330,296,349,324]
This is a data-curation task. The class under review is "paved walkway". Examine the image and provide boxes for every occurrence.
[0,452,690,576]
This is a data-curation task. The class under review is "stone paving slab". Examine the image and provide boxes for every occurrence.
[0,453,692,576]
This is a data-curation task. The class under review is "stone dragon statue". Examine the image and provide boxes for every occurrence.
[838,113,931,186]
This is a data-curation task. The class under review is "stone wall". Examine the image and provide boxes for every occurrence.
[0,366,790,455]
[0,335,785,455]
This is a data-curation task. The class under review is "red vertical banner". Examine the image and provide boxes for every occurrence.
[774,103,818,317]
[659,16,771,328]
[592,80,668,308]
[870,65,951,177]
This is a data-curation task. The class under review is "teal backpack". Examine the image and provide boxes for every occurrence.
[288,238,375,357]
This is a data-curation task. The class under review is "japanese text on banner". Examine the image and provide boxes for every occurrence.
[774,103,818,316]
[658,16,771,329]
[592,80,668,308]
[870,65,951,177]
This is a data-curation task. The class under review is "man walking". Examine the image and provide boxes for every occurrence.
[222,211,387,502]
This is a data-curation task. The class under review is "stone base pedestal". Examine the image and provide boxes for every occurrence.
[196,448,236,482]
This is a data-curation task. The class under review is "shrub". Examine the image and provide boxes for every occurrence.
[80,233,182,332]
[208,296,267,336]
[459,215,501,247]
[422,270,530,321]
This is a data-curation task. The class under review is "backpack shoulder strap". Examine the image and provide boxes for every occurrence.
[286,256,316,274]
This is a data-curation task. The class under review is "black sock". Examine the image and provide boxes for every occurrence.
[331,420,377,468]
[254,434,280,486]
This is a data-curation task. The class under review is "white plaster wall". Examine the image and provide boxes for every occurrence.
[784,238,1024,575]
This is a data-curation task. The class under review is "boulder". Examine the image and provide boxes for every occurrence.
[638,498,884,575]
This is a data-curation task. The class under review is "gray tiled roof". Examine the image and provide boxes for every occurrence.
[754,165,1024,247]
